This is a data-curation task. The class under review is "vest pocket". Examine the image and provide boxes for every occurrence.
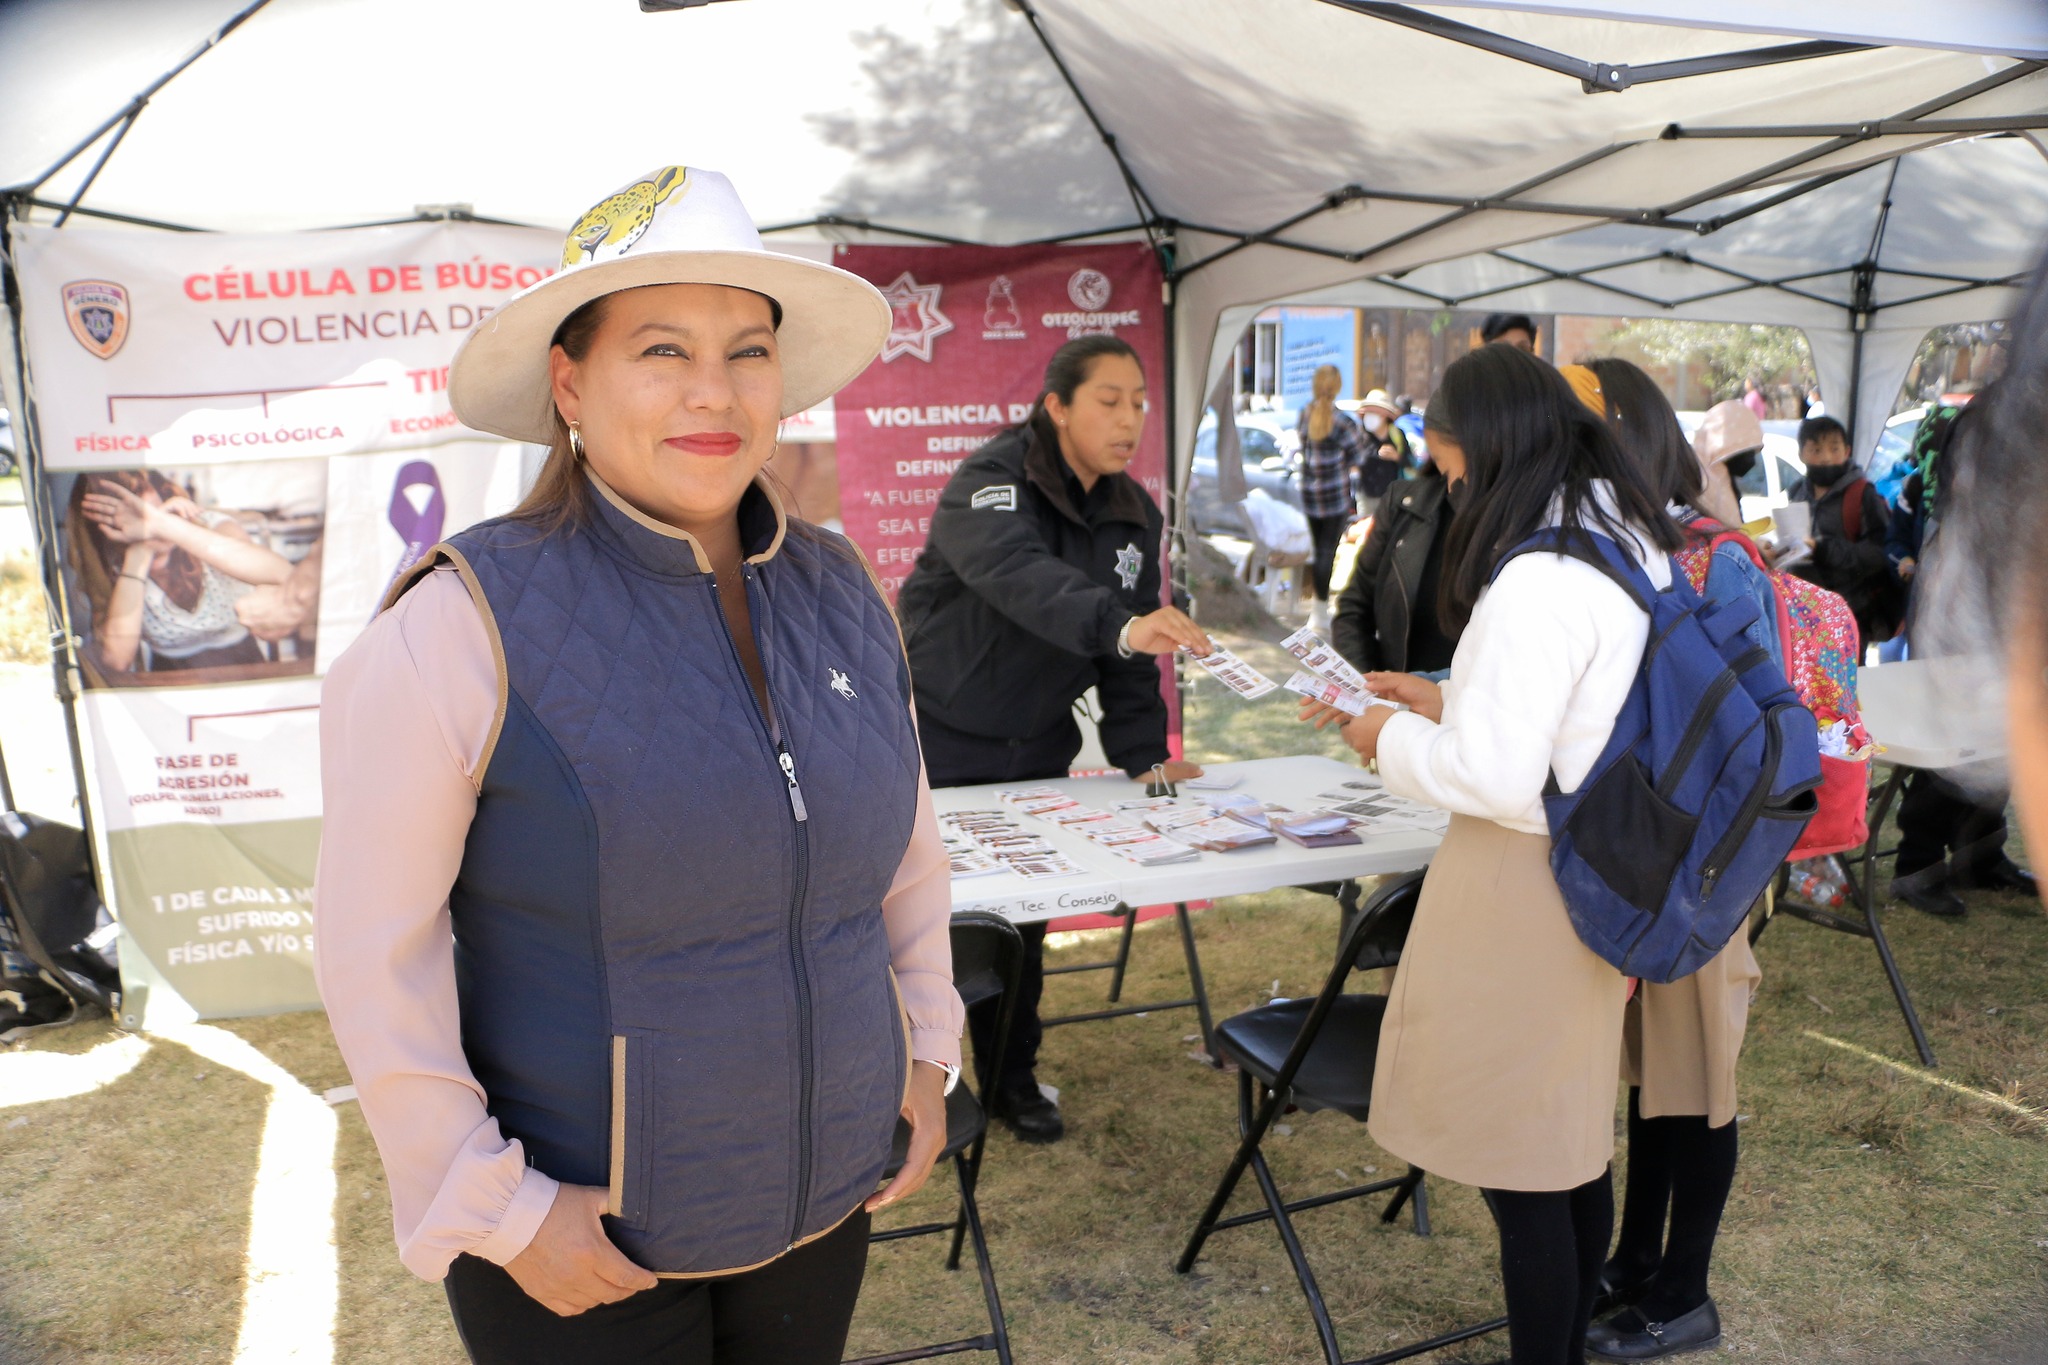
[609,1034,651,1230]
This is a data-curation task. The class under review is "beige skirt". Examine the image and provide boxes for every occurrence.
[1621,932,1760,1126]
[1369,815,1628,1192]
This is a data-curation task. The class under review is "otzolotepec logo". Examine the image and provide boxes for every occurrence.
[63,280,131,359]
[1067,268,1112,312]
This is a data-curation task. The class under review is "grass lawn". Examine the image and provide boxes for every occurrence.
[2,626,2046,1362]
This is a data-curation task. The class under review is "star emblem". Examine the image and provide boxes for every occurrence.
[878,272,954,363]
[1114,542,1143,592]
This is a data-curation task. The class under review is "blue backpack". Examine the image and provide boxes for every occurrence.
[1494,529,1822,983]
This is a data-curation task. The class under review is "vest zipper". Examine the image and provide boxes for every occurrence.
[703,569,817,1253]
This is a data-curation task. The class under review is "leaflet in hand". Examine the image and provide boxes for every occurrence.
[1279,627,1370,695]
[1284,671,1367,716]
[1191,645,1279,699]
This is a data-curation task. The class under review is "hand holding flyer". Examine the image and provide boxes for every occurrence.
[1279,626,1370,695]
[1190,645,1279,699]
[1284,671,1367,716]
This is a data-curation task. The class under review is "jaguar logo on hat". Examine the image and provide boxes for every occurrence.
[63,279,130,359]
[449,165,891,444]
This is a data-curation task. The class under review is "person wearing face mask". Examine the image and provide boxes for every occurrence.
[1356,389,1410,505]
[1686,401,1762,530]
[1786,415,1903,645]
[897,335,1213,1144]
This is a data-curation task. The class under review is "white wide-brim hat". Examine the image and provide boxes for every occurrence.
[450,166,888,444]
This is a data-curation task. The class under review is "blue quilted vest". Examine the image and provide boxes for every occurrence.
[393,477,920,1275]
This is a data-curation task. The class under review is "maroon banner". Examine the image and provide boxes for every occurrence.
[831,241,1178,755]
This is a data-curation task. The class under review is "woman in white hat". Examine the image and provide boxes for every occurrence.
[316,166,963,1363]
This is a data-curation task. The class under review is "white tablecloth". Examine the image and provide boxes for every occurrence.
[938,755,1443,924]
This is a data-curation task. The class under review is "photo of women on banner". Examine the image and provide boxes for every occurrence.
[56,461,325,687]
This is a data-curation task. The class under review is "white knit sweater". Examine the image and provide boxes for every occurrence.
[1376,493,1672,836]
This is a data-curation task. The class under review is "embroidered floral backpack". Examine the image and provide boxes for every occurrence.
[1677,523,1870,857]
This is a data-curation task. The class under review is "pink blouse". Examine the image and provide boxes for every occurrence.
[315,565,963,1281]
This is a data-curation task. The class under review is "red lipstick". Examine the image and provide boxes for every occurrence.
[667,432,744,457]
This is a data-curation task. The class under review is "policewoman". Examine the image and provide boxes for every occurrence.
[897,334,1210,1143]
[316,166,963,1364]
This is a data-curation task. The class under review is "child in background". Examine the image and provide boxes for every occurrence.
[1786,416,1901,644]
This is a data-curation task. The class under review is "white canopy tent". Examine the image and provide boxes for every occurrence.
[4,0,2046,482]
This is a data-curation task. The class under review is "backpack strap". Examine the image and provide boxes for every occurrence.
[1841,477,1869,543]
[1492,526,1659,612]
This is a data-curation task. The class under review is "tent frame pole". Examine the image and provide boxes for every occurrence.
[19,0,277,200]
[1317,1,1868,92]
[0,198,108,881]
[1010,0,1164,245]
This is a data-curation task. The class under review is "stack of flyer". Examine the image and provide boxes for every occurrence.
[1001,788,1200,866]
[939,806,1090,881]
[1310,786,1450,834]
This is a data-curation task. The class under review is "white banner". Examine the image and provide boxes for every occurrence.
[12,221,558,1018]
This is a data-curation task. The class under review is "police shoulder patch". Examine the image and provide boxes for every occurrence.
[970,484,1018,512]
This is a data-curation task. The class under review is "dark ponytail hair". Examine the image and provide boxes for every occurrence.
[1585,357,1704,513]
[1427,344,1683,632]
[1025,334,1143,450]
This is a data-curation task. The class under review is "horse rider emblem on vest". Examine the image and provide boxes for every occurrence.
[830,668,858,701]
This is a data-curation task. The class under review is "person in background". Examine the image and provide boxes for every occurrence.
[1741,379,1768,422]
[1786,415,1902,646]
[1481,312,1539,352]
[1882,392,2034,916]
[1686,401,1762,531]
[1804,388,1826,419]
[1575,358,1758,1361]
[1356,389,1411,510]
[897,335,1212,1144]
[1921,246,2048,903]
[1330,432,1460,678]
[1318,344,1685,1365]
[1295,364,1370,634]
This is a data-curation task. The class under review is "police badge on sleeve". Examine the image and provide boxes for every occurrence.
[63,280,130,359]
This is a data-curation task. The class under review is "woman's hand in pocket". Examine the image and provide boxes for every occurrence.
[504,1183,658,1316]
[868,1061,949,1212]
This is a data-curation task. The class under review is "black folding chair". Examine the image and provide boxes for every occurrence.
[1176,872,1509,1365]
[846,911,1021,1365]
[1751,760,1935,1065]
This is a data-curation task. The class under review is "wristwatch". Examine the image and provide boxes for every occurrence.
[1116,615,1136,659]
[915,1059,962,1096]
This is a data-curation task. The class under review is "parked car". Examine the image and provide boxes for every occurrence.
[1865,406,1931,506]
[1187,413,1304,538]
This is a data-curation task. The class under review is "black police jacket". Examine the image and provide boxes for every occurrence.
[897,423,1169,777]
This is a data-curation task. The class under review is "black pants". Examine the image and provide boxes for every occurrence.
[1306,512,1349,602]
[1608,1089,1739,1322]
[1895,768,2012,879]
[1482,1170,1613,1365]
[444,1208,871,1365]
[919,710,1078,1101]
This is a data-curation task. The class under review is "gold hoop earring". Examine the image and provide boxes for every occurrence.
[567,420,585,460]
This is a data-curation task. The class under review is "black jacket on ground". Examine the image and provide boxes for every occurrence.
[898,423,1169,779]
[1332,475,1456,675]
[1787,468,1902,641]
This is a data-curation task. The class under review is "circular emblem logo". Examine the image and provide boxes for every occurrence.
[1067,269,1112,312]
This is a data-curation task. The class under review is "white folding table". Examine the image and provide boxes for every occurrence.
[938,754,1443,1056]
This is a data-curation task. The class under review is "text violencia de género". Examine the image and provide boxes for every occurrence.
[182,261,552,303]
[863,403,1033,428]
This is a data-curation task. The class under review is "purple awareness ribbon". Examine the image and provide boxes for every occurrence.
[371,460,446,619]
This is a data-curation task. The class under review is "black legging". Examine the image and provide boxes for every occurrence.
[443,1206,872,1365]
[1307,513,1349,602]
[1482,1170,1613,1365]
[1606,1087,1740,1322]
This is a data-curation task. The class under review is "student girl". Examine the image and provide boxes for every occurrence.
[1573,358,1760,1360]
[1319,343,1685,1365]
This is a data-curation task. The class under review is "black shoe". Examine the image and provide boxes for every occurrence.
[1957,860,2038,896]
[1890,864,1967,918]
[1586,1299,1722,1361]
[995,1085,1064,1144]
